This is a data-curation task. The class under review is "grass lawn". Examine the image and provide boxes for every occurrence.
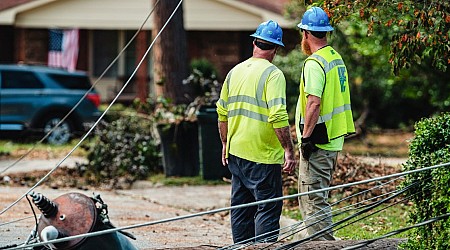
[333,203,411,240]
[0,139,88,159]
[283,202,411,240]
[342,130,413,158]
[147,173,228,186]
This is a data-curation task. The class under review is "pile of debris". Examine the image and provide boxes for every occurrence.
[0,167,133,190]
[283,154,405,209]
[332,154,404,203]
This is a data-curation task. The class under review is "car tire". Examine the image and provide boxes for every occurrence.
[42,116,73,145]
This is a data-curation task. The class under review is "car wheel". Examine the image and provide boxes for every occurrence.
[43,117,73,145]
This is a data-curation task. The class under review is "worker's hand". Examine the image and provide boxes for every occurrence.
[301,137,318,161]
[283,150,297,174]
[221,143,228,166]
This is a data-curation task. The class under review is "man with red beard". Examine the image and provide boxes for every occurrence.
[294,7,355,240]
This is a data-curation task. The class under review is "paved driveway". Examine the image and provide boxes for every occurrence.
[0,184,233,249]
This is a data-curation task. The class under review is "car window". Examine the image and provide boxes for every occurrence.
[47,73,92,90]
[0,70,44,89]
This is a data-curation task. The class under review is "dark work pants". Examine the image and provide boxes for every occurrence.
[228,154,283,243]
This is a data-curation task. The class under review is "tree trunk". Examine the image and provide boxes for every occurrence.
[152,0,189,104]
[136,30,149,102]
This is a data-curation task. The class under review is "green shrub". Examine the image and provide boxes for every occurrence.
[183,58,221,107]
[401,113,450,249]
[80,113,162,187]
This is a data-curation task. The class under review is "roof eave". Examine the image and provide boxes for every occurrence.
[0,0,56,25]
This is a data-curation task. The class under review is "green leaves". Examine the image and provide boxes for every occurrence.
[286,0,449,129]
[80,113,161,187]
[402,113,450,249]
[309,0,450,74]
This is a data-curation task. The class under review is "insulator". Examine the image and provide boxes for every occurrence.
[29,192,58,218]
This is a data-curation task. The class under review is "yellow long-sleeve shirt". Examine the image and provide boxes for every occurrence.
[216,57,289,164]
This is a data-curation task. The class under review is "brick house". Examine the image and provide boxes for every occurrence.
[0,0,298,102]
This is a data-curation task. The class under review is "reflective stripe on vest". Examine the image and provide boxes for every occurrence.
[309,54,345,74]
[300,103,352,124]
[218,70,235,109]
[298,46,355,141]
[226,65,279,122]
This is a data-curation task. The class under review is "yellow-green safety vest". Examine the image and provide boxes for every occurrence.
[296,46,355,143]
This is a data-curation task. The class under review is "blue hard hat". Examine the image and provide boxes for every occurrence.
[297,7,334,32]
[250,20,285,47]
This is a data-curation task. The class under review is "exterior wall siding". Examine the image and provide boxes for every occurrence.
[14,28,47,64]
[187,31,253,80]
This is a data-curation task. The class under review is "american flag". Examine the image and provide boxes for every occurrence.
[48,29,79,71]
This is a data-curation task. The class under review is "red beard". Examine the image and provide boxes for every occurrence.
[301,37,312,56]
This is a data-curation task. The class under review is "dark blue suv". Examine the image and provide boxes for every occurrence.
[0,64,101,144]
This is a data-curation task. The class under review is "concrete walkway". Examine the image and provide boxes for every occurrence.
[0,156,86,175]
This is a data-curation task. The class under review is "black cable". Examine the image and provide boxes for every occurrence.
[220,176,411,250]
[225,176,430,250]
[275,179,420,250]
[333,191,418,234]
[342,212,450,250]
[331,177,432,238]
[1,195,40,250]
[222,172,431,250]
[270,177,413,246]
[0,244,18,250]
[5,162,445,249]
[25,194,39,239]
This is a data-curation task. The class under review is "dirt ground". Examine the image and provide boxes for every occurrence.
[0,184,233,249]
[0,184,404,250]
[0,154,407,249]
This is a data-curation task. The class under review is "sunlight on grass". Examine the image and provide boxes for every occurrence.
[147,173,229,186]
[0,140,88,159]
[343,131,413,158]
[334,203,411,240]
[283,202,412,240]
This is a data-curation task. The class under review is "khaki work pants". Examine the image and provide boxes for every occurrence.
[298,148,338,240]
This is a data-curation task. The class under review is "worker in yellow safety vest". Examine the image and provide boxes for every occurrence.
[294,7,355,241]
[216,20,297,243]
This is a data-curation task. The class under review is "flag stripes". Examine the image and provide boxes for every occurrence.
[48,29,79,71]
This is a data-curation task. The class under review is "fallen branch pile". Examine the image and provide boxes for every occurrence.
[283,154,404,209]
